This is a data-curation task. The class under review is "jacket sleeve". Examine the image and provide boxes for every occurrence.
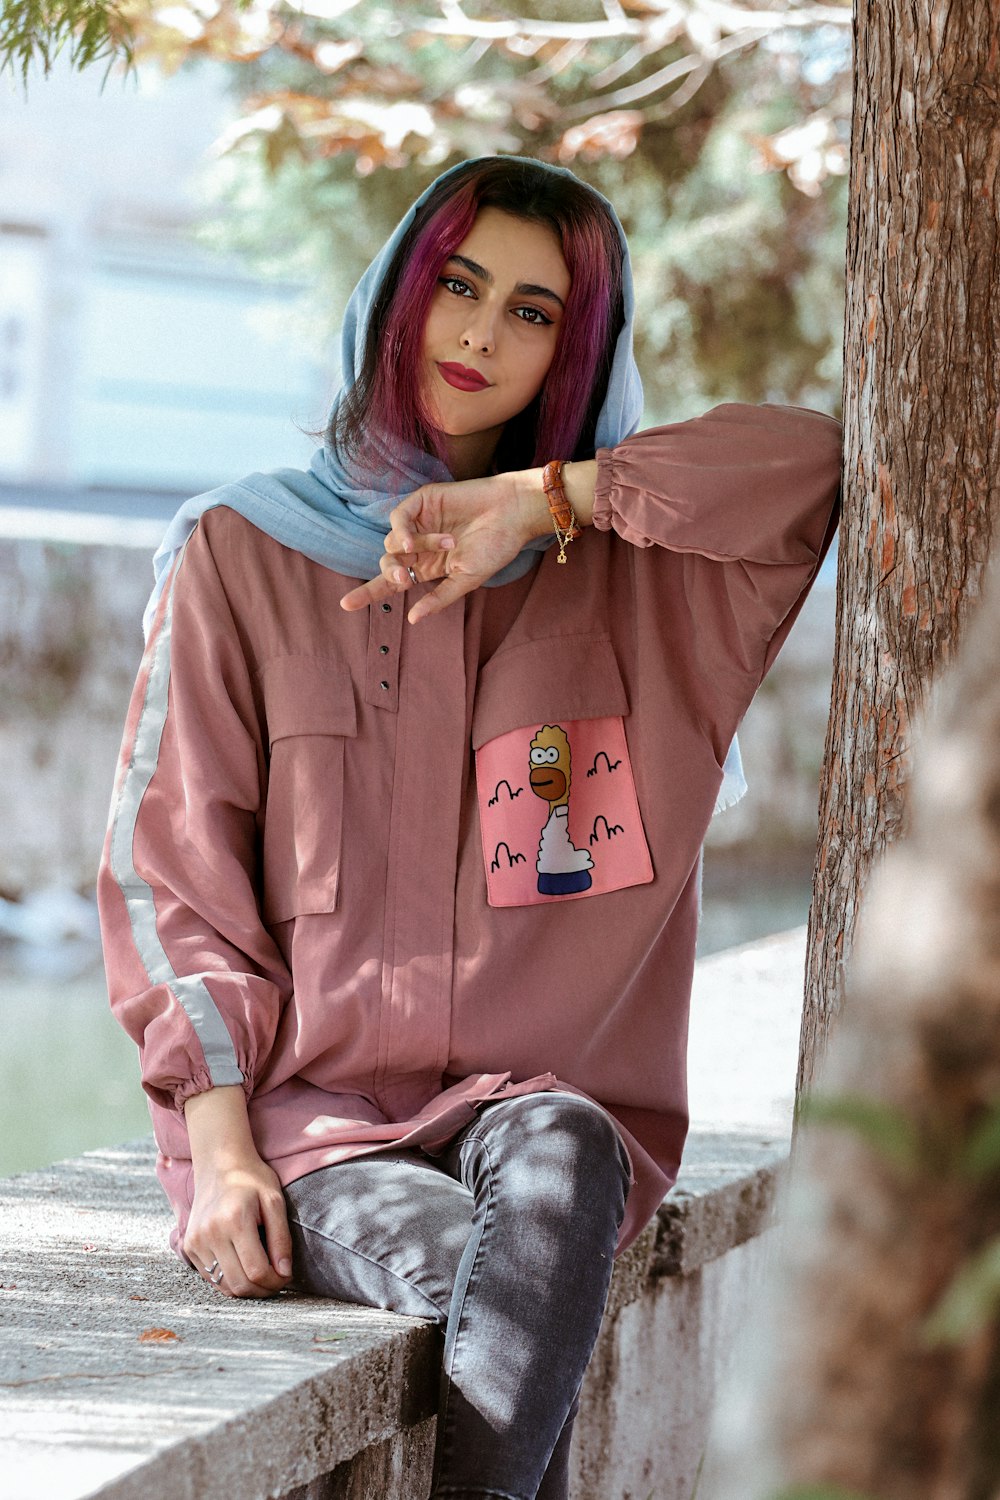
[97,520,290,1115]
[593,402,842,694]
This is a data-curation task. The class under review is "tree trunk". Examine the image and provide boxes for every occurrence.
[798,0,1000,1094]
[695,5,1000,1493]
[702,544,1000,1496]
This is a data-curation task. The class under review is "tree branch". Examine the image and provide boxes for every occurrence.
[416,12,645,42]
[412,2,851,45]
[523,37,589,84]
[691,0,852,28]
[565,24,770,119]
[589,28,686,91]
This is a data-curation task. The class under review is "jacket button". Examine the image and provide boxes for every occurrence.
[380,680,390,691]
[379,644,389,655]
[381,602,392,613]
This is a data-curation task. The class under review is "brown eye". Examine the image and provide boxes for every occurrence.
[514,306,553,327]
[441,276,475,297]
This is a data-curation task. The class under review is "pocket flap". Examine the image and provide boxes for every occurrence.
[259,655,357,746]
[472,635,628,751]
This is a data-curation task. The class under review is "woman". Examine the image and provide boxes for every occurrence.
[99,155,841,1499]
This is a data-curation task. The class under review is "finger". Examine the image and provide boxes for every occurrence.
[208,1239,248,1298]
[340,573,404,612]
[408,572,482,625]
[187,1241,220,1285]
[385,531,454,557]
[379,553,416,590]
[260,1193,294,1279]
[211,1231,279,1300]
[387,490,433,550]
[232,1216,286,1294]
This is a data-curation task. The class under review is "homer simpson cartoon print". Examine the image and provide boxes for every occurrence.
[475,714,654,906]
[529,724,594,895]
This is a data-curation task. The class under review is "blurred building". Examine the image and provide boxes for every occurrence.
[0,59,328,499]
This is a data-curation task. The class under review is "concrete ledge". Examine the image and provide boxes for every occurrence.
[1,931,805,1499]
[651,1131,785,1281]
[0,1130,786,1500]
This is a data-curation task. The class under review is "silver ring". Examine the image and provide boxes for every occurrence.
[204,1258,224,1285]
[209,1266,225,1286]
[407,566,418,585]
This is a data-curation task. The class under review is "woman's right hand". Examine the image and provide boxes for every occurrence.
[338,459,599,625]
[183,1084,293,1298]
[184,1154,293,1299]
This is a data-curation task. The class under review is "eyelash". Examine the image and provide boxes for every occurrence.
[438,275,554,327]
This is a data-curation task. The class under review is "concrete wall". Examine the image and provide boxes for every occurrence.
[0,533,150,893]
[571,1232,775,1500]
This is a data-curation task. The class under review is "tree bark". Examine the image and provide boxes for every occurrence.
[799,0,1000,1094]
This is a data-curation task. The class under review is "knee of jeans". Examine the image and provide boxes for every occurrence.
[555,1096,631,1181]
[487,1094,631,1187]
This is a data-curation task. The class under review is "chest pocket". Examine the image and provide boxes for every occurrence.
[259,655,356,925]
[472,635,653,909]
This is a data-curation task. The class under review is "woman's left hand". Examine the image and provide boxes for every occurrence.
[339,470,550,625]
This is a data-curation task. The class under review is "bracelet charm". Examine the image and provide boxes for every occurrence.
[542,459,581,563]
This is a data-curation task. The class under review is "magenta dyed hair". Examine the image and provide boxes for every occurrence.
[372,183,480,462]
[332,159,624,471]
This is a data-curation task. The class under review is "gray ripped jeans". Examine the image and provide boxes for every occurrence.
[283,1091,631,1500]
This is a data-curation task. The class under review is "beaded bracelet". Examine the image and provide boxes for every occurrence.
[541,460,581,564]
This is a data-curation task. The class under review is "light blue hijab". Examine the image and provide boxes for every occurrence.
[144,154,745,813]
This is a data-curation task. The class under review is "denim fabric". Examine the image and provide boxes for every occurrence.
[284,1092,631,1500]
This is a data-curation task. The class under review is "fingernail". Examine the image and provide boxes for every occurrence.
[441,537,455,550]
[395,568,407,586]
[278,1257,292,1276]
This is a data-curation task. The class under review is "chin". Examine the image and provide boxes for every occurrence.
[434,409,506,441]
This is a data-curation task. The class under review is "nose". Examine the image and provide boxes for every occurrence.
[460,302,496,356]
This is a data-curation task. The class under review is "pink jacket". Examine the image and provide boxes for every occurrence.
[98,402,841,1258]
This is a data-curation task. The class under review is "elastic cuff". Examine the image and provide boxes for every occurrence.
[173,1069,251,1112]
[591,445,617,532]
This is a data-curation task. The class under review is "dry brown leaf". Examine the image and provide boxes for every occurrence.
[138,1328,181,1343]
[556,110,643,163]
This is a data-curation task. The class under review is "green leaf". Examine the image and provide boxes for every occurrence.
[772,1488,882,1500]
[0,0,134,86]
[797,1092,921,1173]
[922,1237,1000,1346]
[961,1100,1000,1179]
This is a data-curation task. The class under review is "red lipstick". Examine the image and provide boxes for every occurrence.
[437,362,491,392]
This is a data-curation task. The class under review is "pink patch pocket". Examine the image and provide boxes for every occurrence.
[476,716,654,908]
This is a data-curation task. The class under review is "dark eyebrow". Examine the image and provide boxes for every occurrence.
[445,253,566,312]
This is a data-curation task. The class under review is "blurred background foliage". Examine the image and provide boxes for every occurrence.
[4,1,852,420]
[200,2,853,421]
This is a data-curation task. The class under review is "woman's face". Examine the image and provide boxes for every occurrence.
[420,207,571,475]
